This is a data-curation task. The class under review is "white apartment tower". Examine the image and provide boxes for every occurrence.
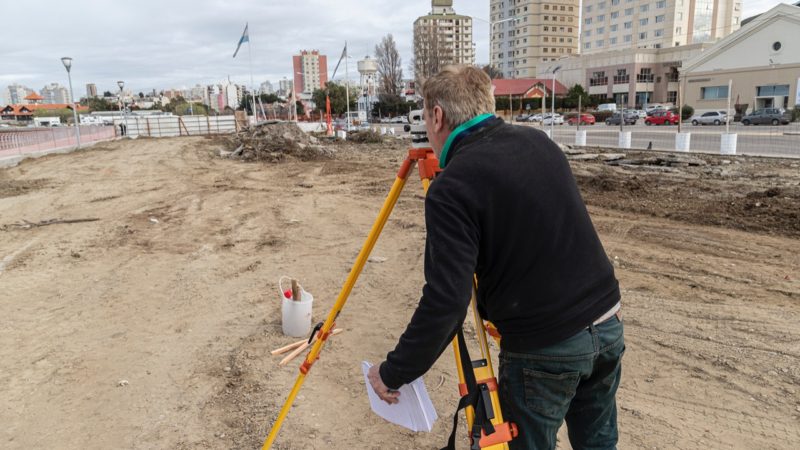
[413,0,475,83]
[40,83,70,104]
[580,0,742,54]
[490,1,581,79]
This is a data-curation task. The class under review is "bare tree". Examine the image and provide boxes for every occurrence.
[413,21,447,91]
[482,65,504,79]
[375,34,403,97]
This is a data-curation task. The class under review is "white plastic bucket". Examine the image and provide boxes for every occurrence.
[279,277,313,337]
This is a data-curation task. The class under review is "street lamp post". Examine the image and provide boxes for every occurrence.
[472,16,515,76]
[60,57,81,148]
[117,81,128,136]
[550,65,562,137]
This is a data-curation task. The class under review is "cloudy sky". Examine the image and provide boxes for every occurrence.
[0,0,788,99]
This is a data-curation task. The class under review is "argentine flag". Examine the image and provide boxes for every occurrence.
[233,23,249,58]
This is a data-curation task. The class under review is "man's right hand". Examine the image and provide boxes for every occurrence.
[368,363,400,404]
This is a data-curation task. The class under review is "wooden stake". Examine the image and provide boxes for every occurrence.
[291,279,300,302]
[279,329,342,366]
[271,339,306,355]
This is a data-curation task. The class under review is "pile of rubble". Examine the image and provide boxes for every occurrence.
[221,121,334,163]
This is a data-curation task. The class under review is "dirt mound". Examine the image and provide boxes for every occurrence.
[222,121,334,163]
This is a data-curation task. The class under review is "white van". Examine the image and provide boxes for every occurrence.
[597,103,617,112]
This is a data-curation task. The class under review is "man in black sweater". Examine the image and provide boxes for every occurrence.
[367,65,624,449]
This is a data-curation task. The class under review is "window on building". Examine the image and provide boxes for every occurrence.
[559,37,564,42]
[624,34,632,42]
[569,6,574,11]
[585,18,592,25]
[657,0,666,7]
[585,29,592,37]
[596,40,604,47]
[560,5,565,11]
[625,8,633,15]
[612,0,620,4]
[599,1,606,9]
[624,21,632,29]
[584,42,591,49]
[597,27,605,34]
[667,91,677,103]
[640,18,649,26]
[544,4,549,9]
[640,4,649,12]
[544,15,549,21]
[611,37,618,44]
[611,11,619,19]
[757,85,790,96]
[676,26,682,34]
[639,31,647,39]
[677,12,683,20]
[654,43,662,48]
[598,14,605,21]
[610,24,618,31]
[544,36,549,42]
[656,15,665,23]
[701,86,729,99]
[544,26,549,31]
[586,5,593,12]
[568,27,573,32]
[654,29,664,37]
[568,48,573,53]
[544,47,549,53]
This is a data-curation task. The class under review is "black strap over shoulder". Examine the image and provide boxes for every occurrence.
[442,329,496,450]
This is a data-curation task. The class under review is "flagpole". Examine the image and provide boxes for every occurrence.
[247,29,256,122]
[345,41,350,130]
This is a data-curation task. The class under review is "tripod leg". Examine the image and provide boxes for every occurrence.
[262,160,415,449]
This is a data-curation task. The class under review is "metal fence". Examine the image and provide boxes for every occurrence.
[114,115,238,137]
[0,125,116,158]
[519,122,800,158]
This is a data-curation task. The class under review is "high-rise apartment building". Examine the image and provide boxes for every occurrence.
[4,84,35,104]
[86,83,98,98]
[292,50,328,95]
[580,0,741,54]
[490,1,580,79]
[413,0,475,83]
[40,83,69,104]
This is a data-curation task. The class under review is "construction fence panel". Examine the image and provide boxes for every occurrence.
[113,116,237,138]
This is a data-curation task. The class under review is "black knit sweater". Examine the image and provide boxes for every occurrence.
[380,118,620,389]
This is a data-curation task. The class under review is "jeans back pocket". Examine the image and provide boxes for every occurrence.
[523,368,581,418]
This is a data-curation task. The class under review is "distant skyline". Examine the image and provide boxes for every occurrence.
[0,0,788,100]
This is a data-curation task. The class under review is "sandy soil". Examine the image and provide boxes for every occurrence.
[1,136,798,449]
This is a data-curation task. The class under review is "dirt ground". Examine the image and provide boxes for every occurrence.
[1,135,798,449]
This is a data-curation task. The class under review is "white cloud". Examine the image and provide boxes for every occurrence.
[1,0,491,97]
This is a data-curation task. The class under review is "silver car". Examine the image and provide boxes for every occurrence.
[691,111,728,126]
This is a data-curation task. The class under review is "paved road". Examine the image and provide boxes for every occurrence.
[515,121,800,158]
[366,121,799,158]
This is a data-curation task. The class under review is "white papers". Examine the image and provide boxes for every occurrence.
[361,361,438,432]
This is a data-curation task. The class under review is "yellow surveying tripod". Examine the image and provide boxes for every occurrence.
[262,143,517,449]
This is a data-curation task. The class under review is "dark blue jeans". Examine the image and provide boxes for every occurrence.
[498,316,624,450]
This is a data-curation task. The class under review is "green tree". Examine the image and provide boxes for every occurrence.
[371,93,417,118]
[33,108,74,124]
[80,97,116,112]
[311,82,356,116]
[295,100,305,116]
[563,84,591,109]
[240,93,285,114]
[482,65,503,79]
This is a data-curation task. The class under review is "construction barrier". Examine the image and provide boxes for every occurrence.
[0,125,116,159]
[113,115,237,138]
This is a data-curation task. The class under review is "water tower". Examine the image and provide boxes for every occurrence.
[357,56,379,119]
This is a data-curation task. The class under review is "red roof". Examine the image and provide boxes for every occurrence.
[1,103,88,115]
[24,92,44,100]
[492,78,567,97]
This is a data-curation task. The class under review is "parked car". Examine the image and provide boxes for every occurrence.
[514,114,530,121]
[597,103,617,113]
[605,111,638,126]
[741,108,791,125]
[388,115,408,124]
[644,110,680,125]
[567,113,596,125]
[690,111,728,126]
[633,109,648,119]
[542,113,564,125]
[645,104,668,114]
[527,113,543,122]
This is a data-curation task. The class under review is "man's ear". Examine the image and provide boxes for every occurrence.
[433,105,445,133]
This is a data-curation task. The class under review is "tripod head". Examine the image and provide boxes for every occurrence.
[403,109,429,148]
